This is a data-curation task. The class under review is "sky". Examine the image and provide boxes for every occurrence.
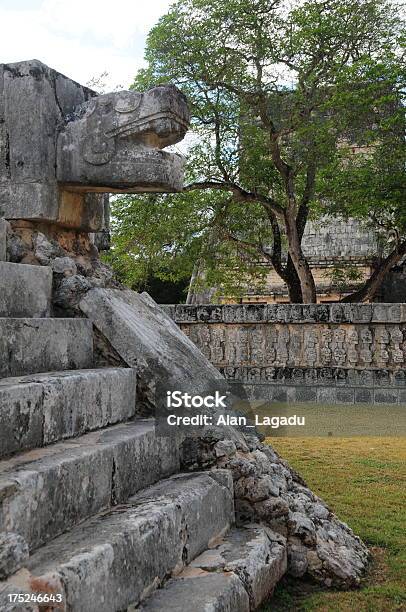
[0,0,174,90]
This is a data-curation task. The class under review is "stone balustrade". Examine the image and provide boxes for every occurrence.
[166,303,406,404]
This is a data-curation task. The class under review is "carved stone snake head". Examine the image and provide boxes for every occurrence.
[57,85,190,192]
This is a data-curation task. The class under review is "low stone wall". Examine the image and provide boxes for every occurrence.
[165,303,406,404]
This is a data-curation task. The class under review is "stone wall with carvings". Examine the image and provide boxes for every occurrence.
[302,217,379,260]
[165,303,406,404]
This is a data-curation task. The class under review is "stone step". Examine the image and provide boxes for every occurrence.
[0,368,137,458]
[1,472,234,612]
[0,420,180,551]
[138,525,287,611]
[139,573,250,612]
[0,318,93,378]
[0,262,52,318]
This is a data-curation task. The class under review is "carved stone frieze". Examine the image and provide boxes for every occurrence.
[176,316,406,373]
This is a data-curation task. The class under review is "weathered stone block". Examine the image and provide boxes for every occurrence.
[79,289,224,407]
[0,318,93,378]
[171,303,406,326]
[0,532,29,579]
[0,262,52,317]
[190,525,287,609]
[0,420,180,550]
[374,389,399,404]
[4,473,234,612]
[398,389,406,404]
[0,368,136,458]
[349,304,373,323]
[57,86,188,192]
[296,387,317,403]
[336,388,355,404]
[317,388,338,404]
[355,388,373,404]
[138,572,250,612]
[0,60,101,228]
[371,303,406,323]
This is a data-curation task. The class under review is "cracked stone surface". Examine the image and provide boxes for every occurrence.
[1,472,234,612]
[0,532,29,579]
[189,525,287,609]
[0,318,93,378]
[78,287,369,589]
[138,572,250,612]
[0,420,179,550]
[0,262,52,318]
[0,368,136,458]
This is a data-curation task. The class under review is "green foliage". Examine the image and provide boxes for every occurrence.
[323,264,365,294]
[106,190,277,298]
[110,0,404,300]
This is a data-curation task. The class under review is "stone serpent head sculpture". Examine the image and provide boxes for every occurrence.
[57,85,190,192]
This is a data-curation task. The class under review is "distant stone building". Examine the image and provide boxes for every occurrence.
[215,217,405,304]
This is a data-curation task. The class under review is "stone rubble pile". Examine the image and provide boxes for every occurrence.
[182,432,369,588]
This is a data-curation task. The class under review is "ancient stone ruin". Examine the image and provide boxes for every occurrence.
[168,303,406,406]
[0,61,369,611]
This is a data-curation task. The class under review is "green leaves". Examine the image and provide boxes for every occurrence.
[112,0,405,301]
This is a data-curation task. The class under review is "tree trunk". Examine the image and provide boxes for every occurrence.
[186,261,200,304]
[285,210,317,303]
[341,240,406,303]
[285,256,304,303]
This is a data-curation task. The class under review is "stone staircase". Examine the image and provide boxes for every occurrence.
[0,261,286,611]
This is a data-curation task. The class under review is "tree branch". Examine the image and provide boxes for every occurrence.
[341,239,406,302]
[183,180,285,217]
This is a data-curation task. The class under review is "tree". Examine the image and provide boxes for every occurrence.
[105,190,278,301]
[111,0,404,303]
[317,61,406,301]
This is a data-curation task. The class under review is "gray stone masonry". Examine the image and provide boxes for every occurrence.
[140,525,286,611]
[0,420,180,550]
[0,368,136,458]
[77,288,369,588]
[139,572,250,612]
[0,318,93,377]
[0,533,29,580]
[0,61,377,608]
[166,302,406,325]
[302,217,378,261]
[1,472,234,612]
[190,525,286,609]
[167,303,406,404]
[0,262,52,318]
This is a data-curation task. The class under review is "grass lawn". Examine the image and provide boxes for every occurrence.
[261,437,406,611]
